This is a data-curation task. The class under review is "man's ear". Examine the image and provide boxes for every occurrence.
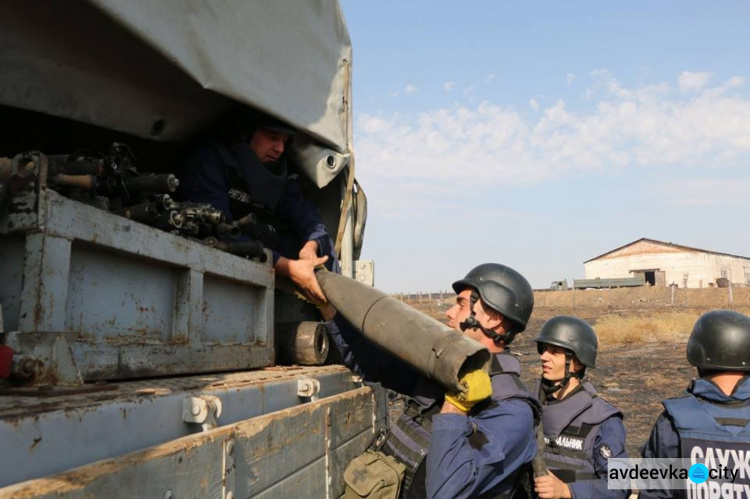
[489,316,504,330]
[571,356,585,373]
[480,306,504,331]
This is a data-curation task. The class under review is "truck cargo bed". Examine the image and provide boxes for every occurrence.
[0,365,388,497]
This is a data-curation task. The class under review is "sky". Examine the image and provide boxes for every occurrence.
[339,1,750,293]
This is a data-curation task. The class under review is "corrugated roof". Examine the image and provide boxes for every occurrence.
[584,238,750,264]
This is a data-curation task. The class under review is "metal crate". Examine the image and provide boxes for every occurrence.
[0,167,275,384]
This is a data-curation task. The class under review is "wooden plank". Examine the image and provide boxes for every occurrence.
[0,387,381,499]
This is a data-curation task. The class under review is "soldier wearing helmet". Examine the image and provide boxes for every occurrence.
[532,316,629,499]
[325,263,540,498]
[640,310,750,498]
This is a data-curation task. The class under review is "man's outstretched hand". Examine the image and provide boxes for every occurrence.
[275,255,329,303]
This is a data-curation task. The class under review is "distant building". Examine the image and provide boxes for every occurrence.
[584,238,750,288]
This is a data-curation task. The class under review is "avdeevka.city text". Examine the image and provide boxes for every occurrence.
[609,464,739,483]
[607,456,750,495]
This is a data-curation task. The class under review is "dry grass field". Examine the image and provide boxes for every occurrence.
[594,312,697,345]
[401,286,750,458]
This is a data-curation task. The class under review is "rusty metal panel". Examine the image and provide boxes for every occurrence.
[66,242,177,341]
[326,385,389,498]
[252,462,328,498]
[234,387,383,498]
[1,433,228,499]
[70,342,275,380]
[0,384,387,499]
[0,235,24,331]
[18,234,71,332]
[1,190,275,382]
[235,404,329,496]
[202,274,264,344]
[0,366,366,490]
[175,269,204,344]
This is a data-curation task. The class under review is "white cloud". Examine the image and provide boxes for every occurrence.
[588,69,632,99]
[443,81,456,91]
[566,73,576,85]
[678,71,711,93]
[727,76,746,88]
[485,73,496,83]
[702,75,746,99]
[356,71,750,218]
[389,84,418,97]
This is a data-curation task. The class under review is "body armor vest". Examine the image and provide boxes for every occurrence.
[213,142,289,248]
[538,381,621,485]
[663,379,750,499]
[379,352,539,499]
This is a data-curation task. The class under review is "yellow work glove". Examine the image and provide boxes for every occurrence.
[444,370,493,412]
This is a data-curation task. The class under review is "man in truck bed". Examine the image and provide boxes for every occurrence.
[176,109,336,302]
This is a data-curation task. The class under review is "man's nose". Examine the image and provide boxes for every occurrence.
[445,305,457,319]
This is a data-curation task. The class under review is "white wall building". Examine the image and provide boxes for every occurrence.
[584,238,750,288]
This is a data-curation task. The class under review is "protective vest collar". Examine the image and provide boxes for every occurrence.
[689,376,750,403]
[228,142,288,209]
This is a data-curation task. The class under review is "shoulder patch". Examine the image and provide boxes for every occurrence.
[600,444,613,459]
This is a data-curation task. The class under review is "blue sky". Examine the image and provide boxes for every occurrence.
[339,1,750,293]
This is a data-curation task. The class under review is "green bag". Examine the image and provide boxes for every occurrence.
[343,450,406,499]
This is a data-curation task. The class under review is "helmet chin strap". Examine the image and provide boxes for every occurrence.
[459,291,515,345]
[542,351,583,396]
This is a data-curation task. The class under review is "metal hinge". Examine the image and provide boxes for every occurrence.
[353,260,375,286]
[182,395,223,431]
[297,377,321,402]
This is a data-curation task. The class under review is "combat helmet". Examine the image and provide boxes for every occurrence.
[534,315,597,395]
[452,263,534,344]
[687,310,750,371]
[534,315,598,368]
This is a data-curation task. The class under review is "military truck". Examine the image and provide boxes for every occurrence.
[0,2,389,497]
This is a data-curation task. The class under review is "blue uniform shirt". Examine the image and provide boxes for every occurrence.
[640,376,750,499]
[328,315,537,498]
[568,416,629,499]
[535,381,629,499]
[177,143,334,264]
[427,398,536,498]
